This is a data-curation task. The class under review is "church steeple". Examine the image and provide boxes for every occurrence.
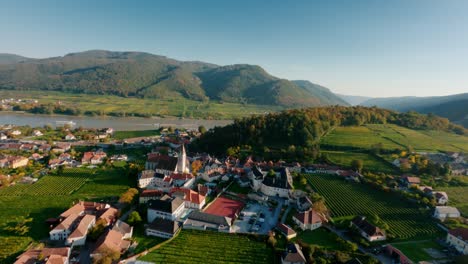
[176,144,189,173]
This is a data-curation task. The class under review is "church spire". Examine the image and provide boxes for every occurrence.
[176,144,189,173]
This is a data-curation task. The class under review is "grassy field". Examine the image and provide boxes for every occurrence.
[304,173,442,240]
[322,124,468,152]
[321,126,403,150]
[0,90,282,120]
[113,130,161,140]
[294,228,344,251]
[139,229,273,264]
[0,167,133,263]
[321,150,396,174]
[438,186,468,216]
[391,240,446,262]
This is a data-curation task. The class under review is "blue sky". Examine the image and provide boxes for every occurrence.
[1,0,467,97]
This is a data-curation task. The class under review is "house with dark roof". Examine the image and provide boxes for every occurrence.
[183,211,232,233]
[402,176,421,188]
[282,243,306,264]
[145,153,178,174]
[147,195,186,222]
[350,216,386,242]
[260,167,293,198]
[276,223,297,240]
[293,209,324,231]
[296,196,312,212]
[446,228,468,254]
[146,218,181,238]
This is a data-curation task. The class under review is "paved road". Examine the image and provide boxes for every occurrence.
[281,205,292,224]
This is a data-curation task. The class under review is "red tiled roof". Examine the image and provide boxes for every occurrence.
[293,209,323,225]
[170,187,205,205]
[277,223,296,236]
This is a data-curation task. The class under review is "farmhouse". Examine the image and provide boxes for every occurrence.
[282,243,307,264]
[183,211,232,233]
[350,216,386,242]
[147,195,185,222]
[146,218,181,238]
[446,228,468,255]
[433,206,461,220]
[276,223,297,240]
[15,247,70,264]
[260,167,293,198]
[293,209,324,231]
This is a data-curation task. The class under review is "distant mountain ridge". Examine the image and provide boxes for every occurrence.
[0,50,347,108]
[337,94,373,105]
[361,93,468,127]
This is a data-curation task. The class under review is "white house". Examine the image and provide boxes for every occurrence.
[293,209,323,231]
[433,206,461,220]
[170,187,206,210]
[147,195,185,222]
[50,214,80,241]
[66,214,96,246]
[446,228,468,255]
[65,133,76,141]
[11,130,21,136]
[32,130,43,137]
[433,191,449,205]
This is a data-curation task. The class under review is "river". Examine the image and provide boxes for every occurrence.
[0,112,232,131]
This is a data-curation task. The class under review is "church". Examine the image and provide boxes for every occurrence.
[139,145,193,189]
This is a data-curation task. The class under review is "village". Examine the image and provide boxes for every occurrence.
[0,123,467,264]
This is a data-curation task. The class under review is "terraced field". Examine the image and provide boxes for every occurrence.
[305,173,442,240]
[139,229,273,264]
[321,126,402,150]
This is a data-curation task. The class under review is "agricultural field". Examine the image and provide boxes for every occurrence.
[139,229,273,264]
[322,124,468,153]
[321,126,403,150]
[438,186,468,216]
[0,167,132,263]
[321,150,396,174]
[0,90,281,120]
[304,173,442,240]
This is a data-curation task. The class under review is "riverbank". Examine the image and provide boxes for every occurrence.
[0,112,231,131]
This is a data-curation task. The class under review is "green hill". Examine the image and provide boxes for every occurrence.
[0,53,32,64]
[0,50,347,108]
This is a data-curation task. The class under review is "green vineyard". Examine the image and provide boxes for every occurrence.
[0,174,89,196]
[305,173,442,240]
[139,229,273,264]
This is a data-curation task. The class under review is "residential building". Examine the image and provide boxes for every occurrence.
[446,228,468,255]
[112,220,133,239]
[402,176,421,188]
[433,191,449,205]
[146,218,180,238]
[92,230,131,258]
[282,243,306,264]
[293,209,324,231]
[50,213,81,240]
[276,223,297,240]
[15,247,70,264]
[66,214,96,246]
[139,189,164,204]
[170,187,206,209]
[260,167,293,198]
[433,206,461,220]
[147,195,185,222]
[350,216,386,242]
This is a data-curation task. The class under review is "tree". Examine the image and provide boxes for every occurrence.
[191,160,203,175]
[127,211,142,226]
[88,219,107,240]
[119,188,138,205]
[351,159,363,173]
[267,234,277,248]
[198,125,207,134]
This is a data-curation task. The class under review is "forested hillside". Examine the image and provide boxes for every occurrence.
[0,50,347,108]
[192,106,467,160]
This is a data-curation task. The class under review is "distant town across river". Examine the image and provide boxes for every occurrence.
[0,112,232,131]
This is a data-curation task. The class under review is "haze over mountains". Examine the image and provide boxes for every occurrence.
[0,50,347,108]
